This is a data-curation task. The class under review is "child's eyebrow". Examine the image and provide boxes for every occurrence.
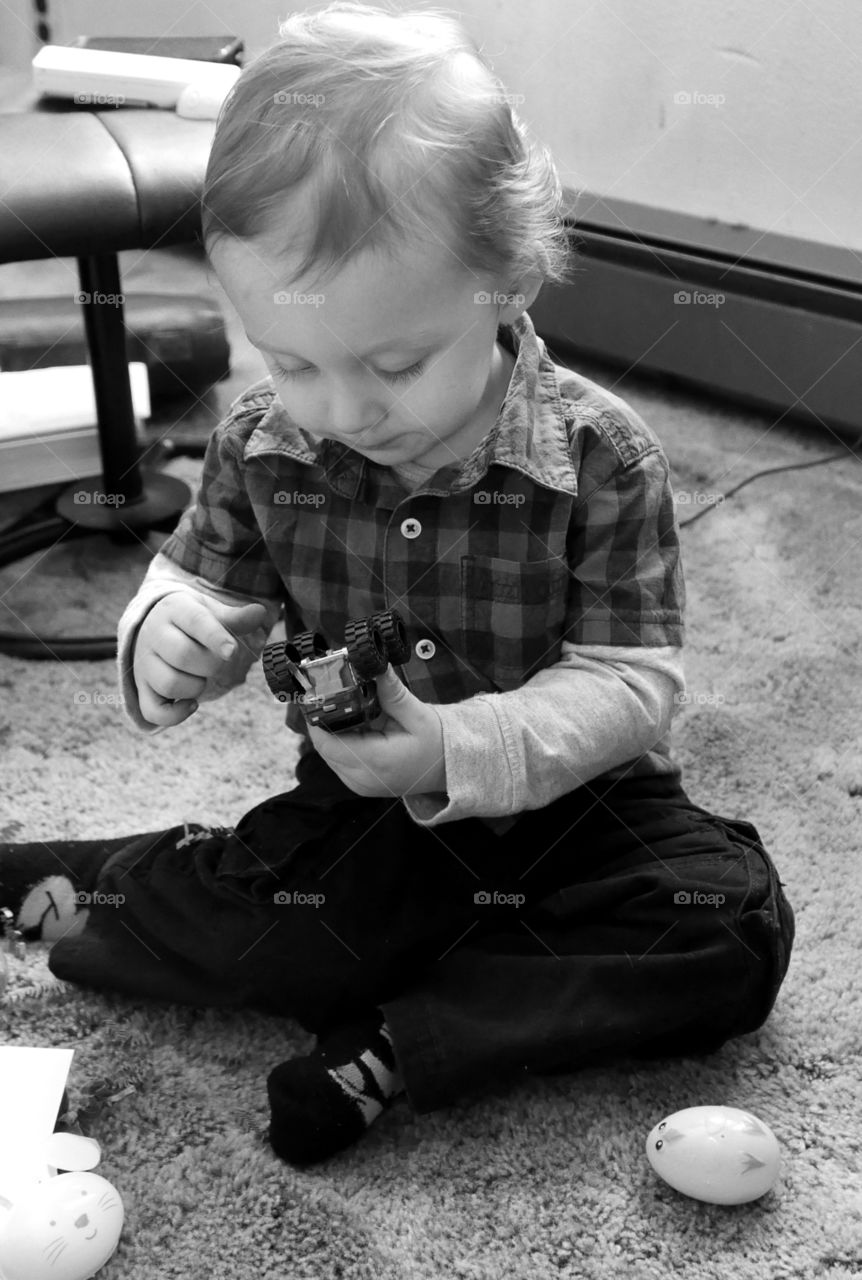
[248,330,440,358]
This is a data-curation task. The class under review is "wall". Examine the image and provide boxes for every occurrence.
[4,0,860,251]
[468,0,862,251]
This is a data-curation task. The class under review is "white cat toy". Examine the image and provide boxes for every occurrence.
[0,1132,124,1280]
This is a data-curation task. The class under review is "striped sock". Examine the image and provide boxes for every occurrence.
[266,1009,404,1166]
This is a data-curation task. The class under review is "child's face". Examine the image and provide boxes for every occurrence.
[210,229,516,472]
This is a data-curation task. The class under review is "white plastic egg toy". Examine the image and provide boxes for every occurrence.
[0,1171,123,1280]
[646,1105,781,1205]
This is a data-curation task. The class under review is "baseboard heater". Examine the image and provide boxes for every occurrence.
[529,192,862,440]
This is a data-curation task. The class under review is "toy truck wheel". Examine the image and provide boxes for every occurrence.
[292,630,328,660]
[262,642,305,702]
[344,618,388,679]
[370,609,410,665]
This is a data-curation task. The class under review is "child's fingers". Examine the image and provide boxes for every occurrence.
[164,595,246,661]
[139,652,208,708]
[139,687,199,728]
[154,623,227,679]
[205,599,270,638]
[133,594,270,727]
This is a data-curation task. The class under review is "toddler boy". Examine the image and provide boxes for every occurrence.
[0,2,794,1166]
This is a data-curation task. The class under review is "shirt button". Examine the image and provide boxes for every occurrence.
[400,517,422,539]
[415,639,436,660]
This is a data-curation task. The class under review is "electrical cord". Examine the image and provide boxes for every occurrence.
[677,435,862,528]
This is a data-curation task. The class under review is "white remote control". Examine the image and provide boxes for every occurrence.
[31,45,240,113]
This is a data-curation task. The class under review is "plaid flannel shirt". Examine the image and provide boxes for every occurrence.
[158,312,684,739]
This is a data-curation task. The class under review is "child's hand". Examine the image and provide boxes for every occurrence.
[133,594,269,727]
[307,666,446,798]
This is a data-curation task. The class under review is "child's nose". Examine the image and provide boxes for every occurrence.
[326,389,386,441]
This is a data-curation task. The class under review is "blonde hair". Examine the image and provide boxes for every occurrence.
[201,2,572,291]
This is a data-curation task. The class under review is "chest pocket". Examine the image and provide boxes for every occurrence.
[460,555,570,690]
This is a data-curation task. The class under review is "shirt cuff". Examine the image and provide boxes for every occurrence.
[402,695,514,825]
[401,644,685,827]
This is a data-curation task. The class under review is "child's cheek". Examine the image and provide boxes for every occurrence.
[416,369,478,427]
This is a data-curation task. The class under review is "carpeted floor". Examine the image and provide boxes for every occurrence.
[1,244,861,1278]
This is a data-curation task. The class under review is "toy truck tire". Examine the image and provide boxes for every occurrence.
[369,609,410,665]
[293,630,328,660]
[344,618,388,679]
[262,642,305,702]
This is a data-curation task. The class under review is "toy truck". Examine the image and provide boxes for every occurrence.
[262,609,410,732]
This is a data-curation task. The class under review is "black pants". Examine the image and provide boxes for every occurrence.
[48,753,795,1113]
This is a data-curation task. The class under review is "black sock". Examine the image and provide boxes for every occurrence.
[0,834,153,941]
[267,1008,404,1166]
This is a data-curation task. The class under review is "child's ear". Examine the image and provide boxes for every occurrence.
[498,267,544,321]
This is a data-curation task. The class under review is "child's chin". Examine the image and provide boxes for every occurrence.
[362,433,409,456]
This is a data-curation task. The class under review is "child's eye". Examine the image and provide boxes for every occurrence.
[272,359,426,384]
[271,362,307,380]
[380,359,426,384]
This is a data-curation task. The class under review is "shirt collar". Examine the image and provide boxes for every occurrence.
[242,310,577,498]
